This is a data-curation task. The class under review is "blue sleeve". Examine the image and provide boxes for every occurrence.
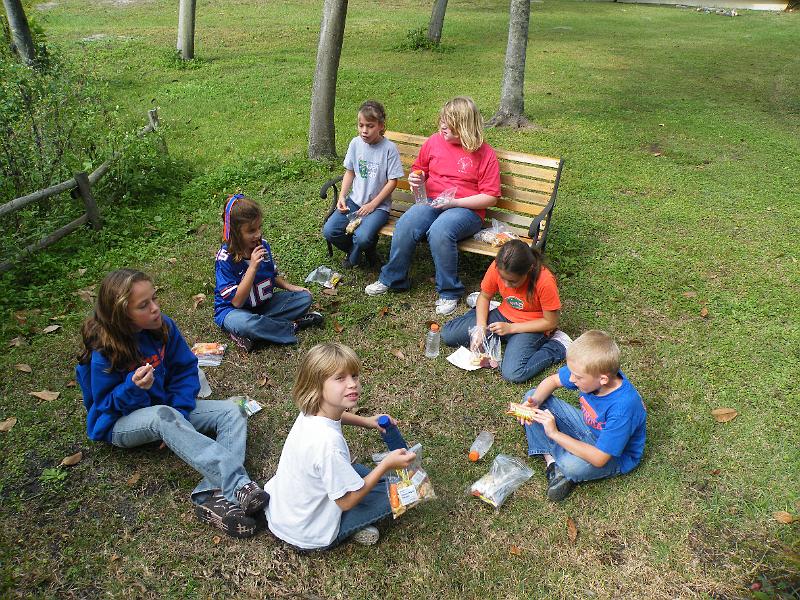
[162,319,199,419]
[386,142,404,179]
[89,353,151,416]
[215,248,240,301]
[558,365,577,390]
[595,411,637,458]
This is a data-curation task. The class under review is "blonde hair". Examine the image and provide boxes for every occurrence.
[566,330,620,377]
[293,343,361,416]
[439,96,484,153]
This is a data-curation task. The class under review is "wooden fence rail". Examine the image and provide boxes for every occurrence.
[0,109,159,274]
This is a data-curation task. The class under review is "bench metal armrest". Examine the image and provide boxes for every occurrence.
[528,159,564,252]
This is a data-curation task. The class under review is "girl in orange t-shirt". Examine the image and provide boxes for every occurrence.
[441,240,572,383]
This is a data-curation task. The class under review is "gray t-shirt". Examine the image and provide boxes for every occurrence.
[343,136,404,212]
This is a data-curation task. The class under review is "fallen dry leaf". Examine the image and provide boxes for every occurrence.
[682,291,698,298]
[15,364,32,373]
[66,381,77,388]
[700,306,709,318]
[192,293,206,309]
[509,545,522,556]
[711,407,738,423]
[167,257,177,264]
[774,511,795,524]
[322,288,338,296]
[127,472,141,486]
[8,337,26,347]
[391,349,406,360]
[60,451,83,466]
[378,306,390,318]
[77,268,87,276]
[74,287,96,303]
[212,535,221,544]
[333,320,344,333]
[29,390,60,401]
[710,469,721,476]
[42,325,61,334]
[0,417,17,432]
[567,517,578,543]
[257,375,271,388]
[109,553,120,562]
[13,311,27,325]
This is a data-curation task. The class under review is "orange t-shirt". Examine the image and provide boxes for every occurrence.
[480,262,561,322]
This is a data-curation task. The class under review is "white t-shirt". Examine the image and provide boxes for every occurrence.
[264,412,365,549]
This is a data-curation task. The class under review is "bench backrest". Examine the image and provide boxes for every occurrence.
[385,131,564,242]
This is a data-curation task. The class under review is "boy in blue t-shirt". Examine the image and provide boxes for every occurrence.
[519,330,646,501]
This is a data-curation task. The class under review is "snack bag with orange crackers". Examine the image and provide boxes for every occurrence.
[385,443,436,519]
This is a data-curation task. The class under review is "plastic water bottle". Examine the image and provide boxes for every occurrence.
[424,323,441,358]
[378,415,408,450]
[411,170,428,203]
[468,431,494,462]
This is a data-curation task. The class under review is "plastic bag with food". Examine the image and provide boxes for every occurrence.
[473,219,519,247]
[468,325,502,368]
[429,187,457,209]
[385,443,436,519]
[470,454,533,509]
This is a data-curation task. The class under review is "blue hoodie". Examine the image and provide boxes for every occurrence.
[76,315,200,443]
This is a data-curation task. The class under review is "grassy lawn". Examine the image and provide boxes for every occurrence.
[1,0,799,597]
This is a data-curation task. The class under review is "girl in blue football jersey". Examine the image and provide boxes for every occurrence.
[213,195,323,351]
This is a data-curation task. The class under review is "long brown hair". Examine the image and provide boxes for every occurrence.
[495,240,545,302]
[78,269,168,371]
[293,343,361,416]
[222,195,263,262]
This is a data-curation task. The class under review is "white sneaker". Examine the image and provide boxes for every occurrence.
[364,280,389,296]
[352,525,379,545]
[435,297,458,316]
[465,292,500,311]
[550,329,573,351]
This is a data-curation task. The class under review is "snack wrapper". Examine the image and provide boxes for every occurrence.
[473,219,520,247]
[505,401,536,422]
[191,343,227,367]
[470,454,533,509]
[385,444,435,519]
[428,187,457,209]
[226,395,263,417]
[345,212,362,235]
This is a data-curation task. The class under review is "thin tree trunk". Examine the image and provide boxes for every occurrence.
[176,2,183,51]
[178,0,196,59]
[2,0,36,67]
[308,0,347,160]
[427,0,448,45]
[488,0,531,128]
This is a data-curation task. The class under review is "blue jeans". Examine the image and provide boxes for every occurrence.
[378,203,483,299]
[222,290,312,345]
[523,395,621,482]
[110,400,254,505]
[326,463,393,548]
[323,198,390,266]
[441,308,567,383]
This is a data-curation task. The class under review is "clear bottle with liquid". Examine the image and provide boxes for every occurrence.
[468,431,494,462]
[411,170,428,203]
[424,323,441,358]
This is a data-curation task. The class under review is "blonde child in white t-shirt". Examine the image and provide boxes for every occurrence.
[264,342,416,550]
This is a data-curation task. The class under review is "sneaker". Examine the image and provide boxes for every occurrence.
[365,280,389,296]
[195,492,258,538]
[435,297,458,316]
[351,525,379,546]
[466,291,500,311]
[235,481,269,515]
[545,462,576,502]
[229,332,254,353]
[550,330,573,351]
[294,311,324,331]
[340,257,356,270]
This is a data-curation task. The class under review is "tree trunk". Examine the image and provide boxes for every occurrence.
[176,2,183,51]
[178,0,196,59]
[308,0,347,161]
[488,0,531,128]
[2,0,36,67]
[427,0,448,45]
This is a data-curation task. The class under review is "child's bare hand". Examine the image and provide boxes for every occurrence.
[372,414,396,433]
[469,326,486,352]
[249,245,266,265]
[381,448,416,470]
[336,198,348,212]
[531,408,558,437]
[488,321,513,336]
[355,204,375,217]
[408,170,424,188]
[132,363,154,390]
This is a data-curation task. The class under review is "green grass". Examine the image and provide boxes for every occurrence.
[2,0,800,597]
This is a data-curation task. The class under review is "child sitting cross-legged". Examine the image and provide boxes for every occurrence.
[264,342,416,550]
[517,330,647,502]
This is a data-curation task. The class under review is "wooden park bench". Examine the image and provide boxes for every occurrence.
[321,131,564,258]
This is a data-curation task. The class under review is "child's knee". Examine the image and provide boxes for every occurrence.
[500,362,530,384]
[556,453,593,482]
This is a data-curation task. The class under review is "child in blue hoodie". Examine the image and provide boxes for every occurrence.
[76,269,268,538]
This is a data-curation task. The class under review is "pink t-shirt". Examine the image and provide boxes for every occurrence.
[411,133,501,220]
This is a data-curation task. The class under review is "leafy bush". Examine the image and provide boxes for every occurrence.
[394,26,448,52]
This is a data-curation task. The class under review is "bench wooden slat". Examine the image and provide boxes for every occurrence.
[500,173,555,194]
[498,161,558,182]
[495,148,561,169]
[500,187,551,205]
[386,131,426,145]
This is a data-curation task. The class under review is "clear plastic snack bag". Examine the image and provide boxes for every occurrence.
[468,325,502,368]
[386,444,436,519]
[429,187,457,209]
[473,219,519,247]
[305,265,341,289]
[345,211,362,235]
[191,342,227,367]
[470,454,533,509]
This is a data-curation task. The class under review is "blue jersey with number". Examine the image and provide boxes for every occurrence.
[214,240,277,327]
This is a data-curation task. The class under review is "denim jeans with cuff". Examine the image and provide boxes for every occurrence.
[222,290,312,345]
[323,198,390,266]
